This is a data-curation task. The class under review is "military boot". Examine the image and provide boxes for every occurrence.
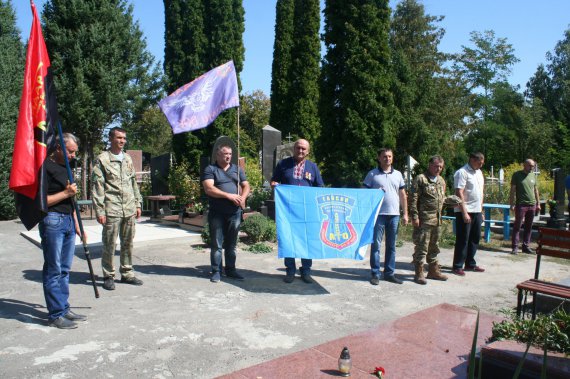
[426,262,448,281]
[414,263,427,285]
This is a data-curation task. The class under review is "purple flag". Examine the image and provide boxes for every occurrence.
[159,61,239,134]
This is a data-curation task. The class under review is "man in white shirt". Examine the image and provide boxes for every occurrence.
[452,152,485,276]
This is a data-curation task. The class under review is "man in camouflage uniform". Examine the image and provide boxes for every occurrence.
[92,127,143,291]
[409,155,448,285]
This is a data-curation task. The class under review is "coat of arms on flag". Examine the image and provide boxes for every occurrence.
[275,185,384,260]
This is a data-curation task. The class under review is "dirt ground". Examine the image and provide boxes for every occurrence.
[0,218,568,378]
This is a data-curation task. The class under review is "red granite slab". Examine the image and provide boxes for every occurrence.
[218,303,502,379]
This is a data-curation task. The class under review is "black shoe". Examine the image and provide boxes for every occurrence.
[121,276,143,285]
[522,247,535,255]
[103,277,115,291]
[284,274,295,283]
[226,270,245,281]
[210,272,221,283]
[370,276,380,285]
[48,316,78,329]
[384,275,403,284]
[301,274,314,284]
[64,310,87,322]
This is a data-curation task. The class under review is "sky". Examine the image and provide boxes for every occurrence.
[13,0,570,96]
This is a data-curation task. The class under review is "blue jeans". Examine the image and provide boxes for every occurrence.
[284,258,312,276]
[208,210,242,273]
[39,212,76,321]
[370,215,400,277]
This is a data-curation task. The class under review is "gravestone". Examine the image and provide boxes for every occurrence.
[547,168,566,229]
[150,153,172,196]
[126,150,143,183]
[261,141,295,221]
[261,126,282,183]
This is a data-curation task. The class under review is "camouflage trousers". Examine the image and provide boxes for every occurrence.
[412,223,441,265]
[102,215,136,279]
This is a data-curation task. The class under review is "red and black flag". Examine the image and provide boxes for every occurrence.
[9,1,58,230]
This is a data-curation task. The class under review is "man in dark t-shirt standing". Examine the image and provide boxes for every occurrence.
[271,138,324,284]
[202,144,250,283]
[509,159,540,254]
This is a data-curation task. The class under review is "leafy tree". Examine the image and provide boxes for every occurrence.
[319,0,394,186]
[239,90,271,159]
[390,0,453,165]
[453,30,519,121]
[0,0,23,219]
[164,0,245,175]
[42,0,163,196]
[269,0,294,134]
[126,106,172,157]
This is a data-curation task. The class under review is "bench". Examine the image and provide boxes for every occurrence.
[516,227,570,319]
[441,215,510,243]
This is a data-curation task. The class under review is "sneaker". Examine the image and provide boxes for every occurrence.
[103,277,115,291]
[121,276,143,285]
[210,272,221,283]
[370,275,380,285]
[522,247,535,255]
[301,274,314,284]
[64,310,87,322]
[284,274,295,283]
[226,270,245,281]
[48,316,78,329]
[510,249,518,255]
[452,268,466,276]
[384,275,403,284]
[464,265,485,272]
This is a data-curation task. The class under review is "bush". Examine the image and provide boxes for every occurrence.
[241,214,276,243]
[168,161,202,211]
[247,242,273,254]
[247,187,272,212]
[201,222,211,246]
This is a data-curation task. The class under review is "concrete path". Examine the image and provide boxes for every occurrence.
[0,218,568,378]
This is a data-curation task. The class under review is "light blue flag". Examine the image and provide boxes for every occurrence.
[275,185,384,260]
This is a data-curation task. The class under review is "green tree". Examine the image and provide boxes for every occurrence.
[239,90,271,159]
[269,0,294,134]
[319,0,394,186]
[390,0,450,164]
[126,106,172,157]
[453,30,519,121]
[43,0,163,195]
[164,0,245,175]
[0,0,24,219]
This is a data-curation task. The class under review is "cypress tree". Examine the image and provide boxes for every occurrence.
[288,0,321,143]
[269,0,294,135]
[0,0,24,219]
[270,0,320,144]
[319,0,394,186]
[164,0,245,171]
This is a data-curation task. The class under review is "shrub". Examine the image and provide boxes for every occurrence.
[241,214,276,243]
[247,187,272,212]
[247,242,273,254]
[168,161,202,211]
[201,222,211,245]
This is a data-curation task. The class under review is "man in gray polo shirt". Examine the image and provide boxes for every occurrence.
[202,144,250,283]
[363,148,409,285]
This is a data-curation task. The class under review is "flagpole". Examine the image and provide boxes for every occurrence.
[237,107,241,197]
[56,123,100,299]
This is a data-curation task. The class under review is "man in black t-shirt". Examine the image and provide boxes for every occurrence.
[202,144,250,283]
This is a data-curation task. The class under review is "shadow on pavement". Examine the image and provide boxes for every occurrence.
[0,298,46,325]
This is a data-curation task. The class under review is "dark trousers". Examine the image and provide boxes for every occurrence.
[453,212,482,269]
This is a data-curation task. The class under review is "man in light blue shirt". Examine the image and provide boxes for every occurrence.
[363,148,409,285]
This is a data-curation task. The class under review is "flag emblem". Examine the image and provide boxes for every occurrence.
[318,194,357,250]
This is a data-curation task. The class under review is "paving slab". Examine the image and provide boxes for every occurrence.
[0,219,569,378]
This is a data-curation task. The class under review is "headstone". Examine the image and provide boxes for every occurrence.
[127,150,143,182]
[547,168,566,229]
[150,153,172,196]
[261,125,282,183]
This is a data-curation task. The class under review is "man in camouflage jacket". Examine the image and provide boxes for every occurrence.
[92,127,143,291]
[409,155,448,284]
